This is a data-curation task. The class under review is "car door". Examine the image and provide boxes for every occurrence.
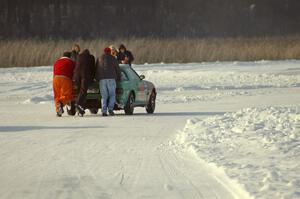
[127,68,146,104]
[117,70,131,104]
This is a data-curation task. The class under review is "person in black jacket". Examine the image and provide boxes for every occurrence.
[73,49,95,116]
[117,44,134,66]
[95,47,121,116]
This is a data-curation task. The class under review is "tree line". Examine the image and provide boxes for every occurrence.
[1,0,300,39]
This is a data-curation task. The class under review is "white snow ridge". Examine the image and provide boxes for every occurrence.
[176,106,300,199]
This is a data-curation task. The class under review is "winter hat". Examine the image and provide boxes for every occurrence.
[104,47,111,55]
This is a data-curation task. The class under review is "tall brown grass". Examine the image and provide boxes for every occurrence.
[1,37,300,67]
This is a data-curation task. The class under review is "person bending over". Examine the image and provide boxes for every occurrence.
[73,49,95,116]
[53,51,75,117]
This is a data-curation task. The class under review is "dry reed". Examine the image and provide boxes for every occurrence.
[1,37,300,67]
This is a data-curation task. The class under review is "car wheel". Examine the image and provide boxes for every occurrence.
[124,92,134,115]
[89,108,99,114]
[146,90,156,114]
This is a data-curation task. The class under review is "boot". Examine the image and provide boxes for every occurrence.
[67,101,76,116]
[108,110,115,116]
[57,102,64,117]
[76,104,85,117]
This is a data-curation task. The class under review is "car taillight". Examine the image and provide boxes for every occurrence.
[116,88,123,94]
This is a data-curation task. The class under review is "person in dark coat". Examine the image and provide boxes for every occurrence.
[73,49,95,116]
[70,44,81,62]
[95,47,121,116]
[117,44,134,66]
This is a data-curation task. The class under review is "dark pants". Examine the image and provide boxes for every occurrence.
[76,78,90,108]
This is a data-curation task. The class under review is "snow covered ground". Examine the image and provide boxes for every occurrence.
[0,60,300,199]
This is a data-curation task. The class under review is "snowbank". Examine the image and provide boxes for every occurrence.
[176,106,300,199]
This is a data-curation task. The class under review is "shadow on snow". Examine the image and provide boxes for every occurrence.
[113,111,226,117]
[0,125,103,133]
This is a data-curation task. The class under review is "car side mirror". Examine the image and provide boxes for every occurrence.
[140,75,145,80]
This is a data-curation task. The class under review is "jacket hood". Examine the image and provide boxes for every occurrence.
[119,44,126,51]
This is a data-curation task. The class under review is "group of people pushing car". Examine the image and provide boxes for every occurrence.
[53,44,134,117]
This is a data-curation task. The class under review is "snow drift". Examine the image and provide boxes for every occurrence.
[176,106,300,199]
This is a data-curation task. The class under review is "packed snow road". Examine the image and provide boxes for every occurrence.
[0,61,300,199]
[0,102,250,199]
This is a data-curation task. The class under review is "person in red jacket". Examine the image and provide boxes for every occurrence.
[53,51,76,117]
